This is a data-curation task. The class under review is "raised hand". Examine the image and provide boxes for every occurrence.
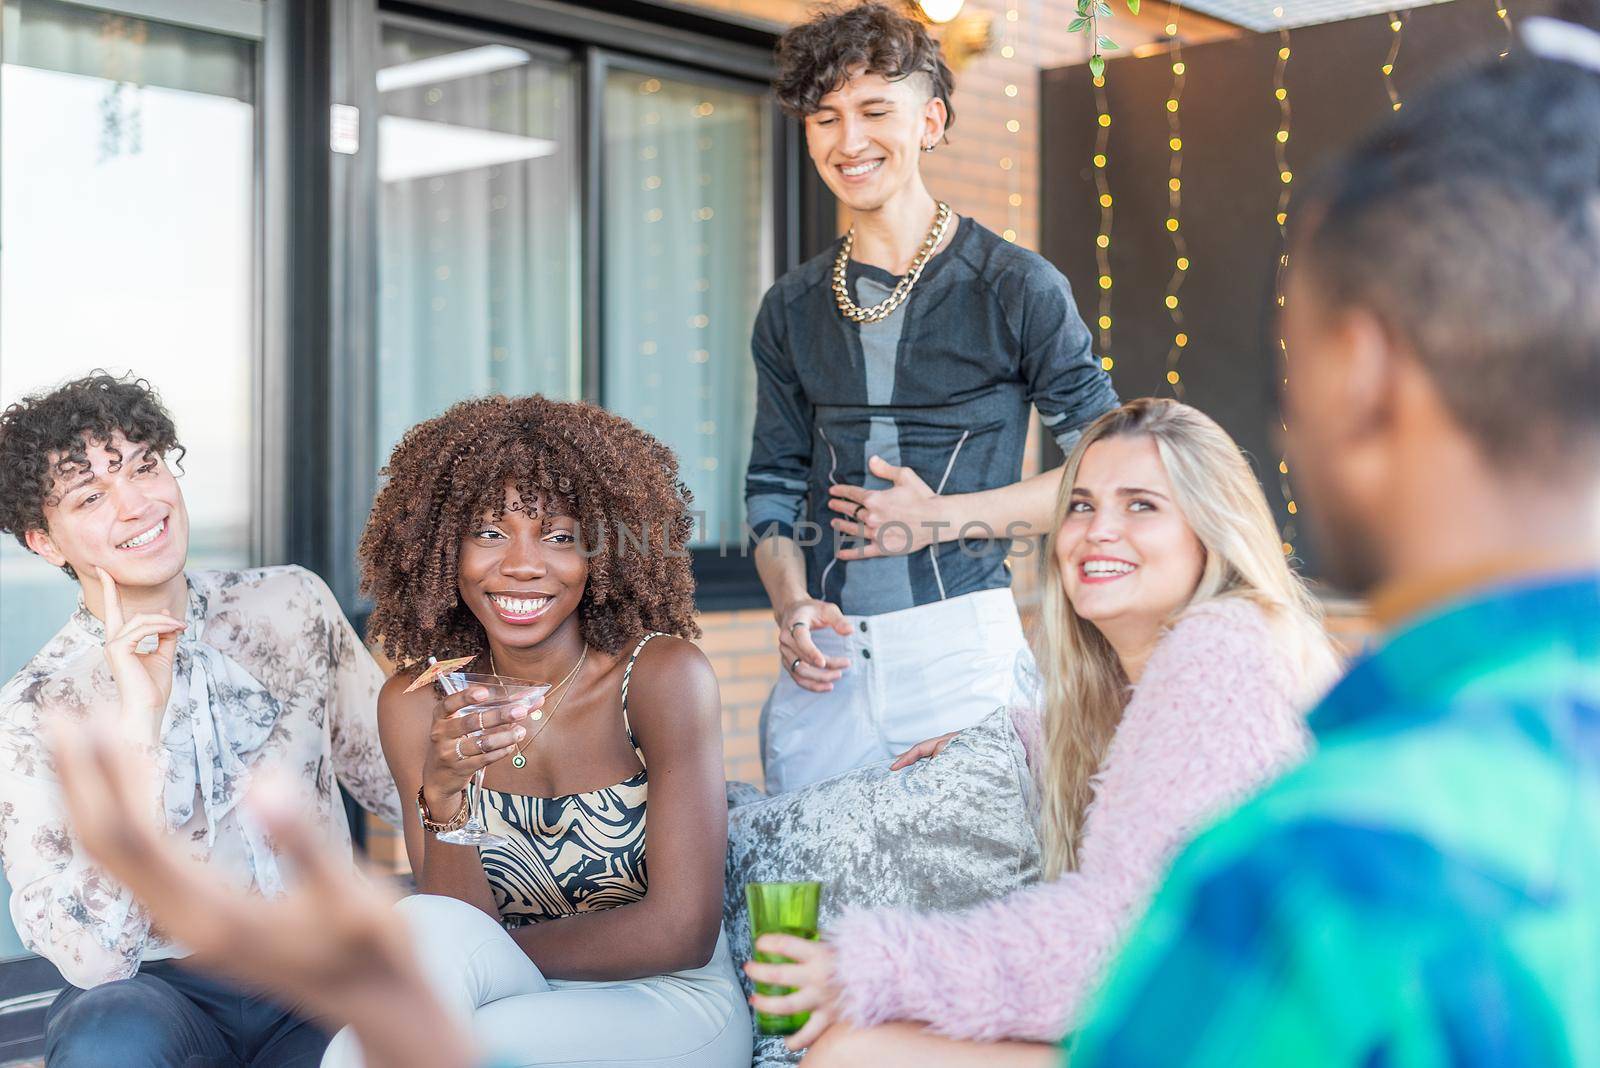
[49,709,475,1068]
[777,599,853,693]
[96,567,183,735]
[828,455,948,561]
[419,686,536,818]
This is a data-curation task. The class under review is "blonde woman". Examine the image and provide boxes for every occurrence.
[745,398,1342,1065]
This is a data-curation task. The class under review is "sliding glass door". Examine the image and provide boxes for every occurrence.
[374,20,582,469]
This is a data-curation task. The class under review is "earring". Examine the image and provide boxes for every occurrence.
[921,142,936,153]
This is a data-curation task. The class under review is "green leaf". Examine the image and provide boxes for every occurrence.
[1127,0,1140,13]
[1096,2,1113,16]
[1098,34,1121,49]
[1069,16,1089,31]
[1089,53,1106,78]
[1076,0,1091,15]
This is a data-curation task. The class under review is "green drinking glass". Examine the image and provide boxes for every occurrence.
[745,880,823,1036]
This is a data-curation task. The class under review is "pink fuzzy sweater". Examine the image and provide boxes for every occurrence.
[827,597,1312,1043]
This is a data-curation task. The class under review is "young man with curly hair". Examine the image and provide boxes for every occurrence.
[0,373,401,1066]
[746,2,1119,792]
[338,394,750,1067]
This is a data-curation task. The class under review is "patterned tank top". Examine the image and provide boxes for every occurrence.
[476,633,661,927]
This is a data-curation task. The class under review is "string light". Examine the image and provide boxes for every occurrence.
[1273,17,1297,556]
[1162,1,1188,398]
[1091,70,1114,372]
[1382,11,1406,111]
[1493,0,1513,58]
[1002,0,1023,244]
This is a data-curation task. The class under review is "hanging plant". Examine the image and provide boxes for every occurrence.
[1069,0,1137,79]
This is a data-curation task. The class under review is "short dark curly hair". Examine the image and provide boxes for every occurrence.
[0,373,185,573]
[774,2,956,131]
[359,395,700,671]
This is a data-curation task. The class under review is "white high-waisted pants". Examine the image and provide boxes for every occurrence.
[760,587,1034,794]
[320,894,752,1068]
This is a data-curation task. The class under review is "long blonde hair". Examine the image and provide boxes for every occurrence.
[1035,398,1339,877]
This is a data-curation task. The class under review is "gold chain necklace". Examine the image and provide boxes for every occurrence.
[491,646,587,769]
[831,201,952,324]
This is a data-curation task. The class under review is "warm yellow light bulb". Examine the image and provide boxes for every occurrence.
[1173,61,1186,75]
[1287,500,1299,514]
[1101,356,1115,371]
[1168,177,1181,192]
[1276,211,1288,226]
[1098,275,1113,289]
[1100,193,1114,208]
[1278,460,1289,474]
[1098,316,1113,331]
[1005,84,1019,97]
[1166,370,1181,384]
[1165,22,1178,34]
[1276,129,1289,143]
[1169,137,1182,151]
[1279,46,1291,59]
[1165,294,1179,309]
[1275,87,1288,100]
[1175,333,1189,347]
[1393,101,1403,111]
[1166,98,1179,112]
[1281,170,1294,184]
[1001,44,1016,58]
[1176,256,1190,271]
[918,0,966,23]
[1382,63,1393,75]
[1165,217,1180,232]
[1098,113,1111,127]
[1093,152,1108,167]
[1006,118,1021,133]
[1282,541,1293,555]
[1390,18,1402,31]
[1002,228,1017,241]
[1096,234,1110,248]
[1009,192,1023,206]
[1093,75,1106,88]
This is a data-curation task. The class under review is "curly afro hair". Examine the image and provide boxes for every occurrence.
[359,394,700,670]
[773,2,955,131]
[0,373,185,576]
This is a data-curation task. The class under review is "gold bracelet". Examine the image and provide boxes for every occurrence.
[416,785,470,835]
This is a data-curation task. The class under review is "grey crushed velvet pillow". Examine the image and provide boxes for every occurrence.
[723,705,1043,1066]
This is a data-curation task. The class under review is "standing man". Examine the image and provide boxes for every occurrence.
[0,373,401,1066]
[745,2,1118,793]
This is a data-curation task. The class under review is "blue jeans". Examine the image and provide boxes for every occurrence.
[45,957,329,1067]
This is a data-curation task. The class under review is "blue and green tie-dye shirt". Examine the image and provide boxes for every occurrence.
[1068,570,1600,1067]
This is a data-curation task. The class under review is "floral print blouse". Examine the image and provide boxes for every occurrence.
[0,566,401,988]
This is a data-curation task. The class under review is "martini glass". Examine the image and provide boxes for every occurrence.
[435,671,550,847]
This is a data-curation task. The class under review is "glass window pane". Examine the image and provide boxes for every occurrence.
[0,0,258,960]
[375,24,581,469]
[601,68,772,548]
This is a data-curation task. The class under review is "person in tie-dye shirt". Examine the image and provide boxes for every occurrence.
[1065,6,1600,1066]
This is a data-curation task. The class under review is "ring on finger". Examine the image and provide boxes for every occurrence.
[454,738,466,761]
[788,621,806,633]
[476,710,485,734]
[789,656,802,675]
[852,502,866,521]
